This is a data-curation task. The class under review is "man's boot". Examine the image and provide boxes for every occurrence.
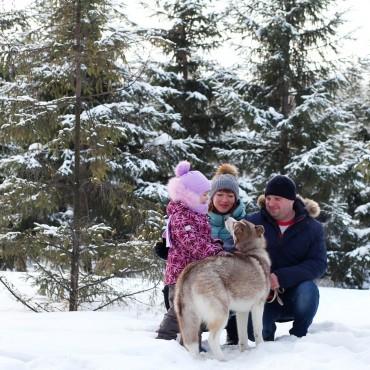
[225,315,238,345]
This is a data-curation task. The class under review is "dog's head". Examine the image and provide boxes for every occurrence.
[225,217,265,252]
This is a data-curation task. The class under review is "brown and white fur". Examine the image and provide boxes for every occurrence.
[174,218,271,360]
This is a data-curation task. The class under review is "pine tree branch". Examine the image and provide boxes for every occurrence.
[32,259,71,292]
[77,274,116,292]
[78,268,150,292]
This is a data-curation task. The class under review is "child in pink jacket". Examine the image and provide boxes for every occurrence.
[156,161,224,341]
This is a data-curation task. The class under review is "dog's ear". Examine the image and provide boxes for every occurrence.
[234,225,241,244]
[234,222,247,244]
[255,225,265,237]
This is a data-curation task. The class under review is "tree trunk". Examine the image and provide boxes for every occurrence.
[70,0,82,312]
[179,24,188,81]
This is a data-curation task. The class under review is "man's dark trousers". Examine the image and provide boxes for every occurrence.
[249,281,320,340]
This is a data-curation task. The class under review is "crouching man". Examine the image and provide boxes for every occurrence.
[246,175,327,340]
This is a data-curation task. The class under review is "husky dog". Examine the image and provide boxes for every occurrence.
[174,218,271,360]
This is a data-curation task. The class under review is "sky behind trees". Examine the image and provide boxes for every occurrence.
[4,0,370,63]
[130,0,370,62]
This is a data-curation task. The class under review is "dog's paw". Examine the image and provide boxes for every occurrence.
[239,343,249,352]
[214,354,226,362]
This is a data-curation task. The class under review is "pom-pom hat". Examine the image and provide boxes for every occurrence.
[210,163,239,200]
[265,175,297,201]
[167,161,211,214]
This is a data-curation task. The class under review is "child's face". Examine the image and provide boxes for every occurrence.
[199,191,209,204]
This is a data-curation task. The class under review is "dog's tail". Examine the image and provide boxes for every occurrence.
[174,260,199,315]
[174,284,184,318]
[174,262,201,355]
[174,261,195,320]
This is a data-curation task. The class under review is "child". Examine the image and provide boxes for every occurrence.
[156,160,224,341]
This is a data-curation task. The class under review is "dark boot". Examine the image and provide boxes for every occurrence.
[225,315,238,345]
[156,306,178,340]
[162,285,170,311]
[156,285,179,340]
[198,329,207,352]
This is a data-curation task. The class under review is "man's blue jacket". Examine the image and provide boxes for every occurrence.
[246,196,327,289]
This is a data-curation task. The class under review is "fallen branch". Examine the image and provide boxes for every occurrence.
[0,275,40,313]
[93,282,160,311]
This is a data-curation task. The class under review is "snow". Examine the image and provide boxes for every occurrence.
[57,150,74,176]
[0,154,42,170]
[355,228,370,239]
[355,203,370,215]
[347,245,370,259]
[0,272,369,370]
[185,91,208,101]
[87,224,113,233]
[33,223,59,237]
[0,232,20,241]
[28,143,43,152]
[150,133,171,146]
[135,181,168,202]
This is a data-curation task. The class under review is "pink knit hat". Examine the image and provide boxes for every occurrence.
[168,161,211,214]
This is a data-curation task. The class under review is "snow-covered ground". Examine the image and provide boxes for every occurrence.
[0,272,369,370]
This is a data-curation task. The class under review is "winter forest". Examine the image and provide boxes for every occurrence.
[0,0,369,312]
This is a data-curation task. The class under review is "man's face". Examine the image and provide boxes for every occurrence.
[265,195,295,221]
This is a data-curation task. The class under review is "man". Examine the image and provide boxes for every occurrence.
[246,175,327,340]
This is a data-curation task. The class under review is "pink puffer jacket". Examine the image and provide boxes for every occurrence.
[164,200,223,285]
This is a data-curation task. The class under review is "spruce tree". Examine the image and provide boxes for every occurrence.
[325,60,370,288]
[217,0,369,286]
[220,0,345,177]
[0,6,30,271]
[144,0,229,172]
[0,0,165,310]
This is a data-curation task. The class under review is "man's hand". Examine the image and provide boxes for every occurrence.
[270,272,280,290]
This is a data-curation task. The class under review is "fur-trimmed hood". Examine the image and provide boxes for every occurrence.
[256,194,320,218]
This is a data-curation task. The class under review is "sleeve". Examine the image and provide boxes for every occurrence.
[222,236,236,251]
[154,238,168,260]
[170,214,223,261]
[274,222,327,289]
